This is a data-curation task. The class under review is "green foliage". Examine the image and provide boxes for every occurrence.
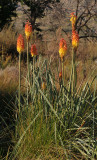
[0,0,17,31]
[9,57,97,160]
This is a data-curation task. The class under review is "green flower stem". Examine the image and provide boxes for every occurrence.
[33,56,35,89]
[27,41,29,106]
[62,59,65,104]
[93,108,95,159]
[30,63,33,102]
[72,48,77,96]
[34,56,36,70]
[62,59,64,86]
[19,53,21,113]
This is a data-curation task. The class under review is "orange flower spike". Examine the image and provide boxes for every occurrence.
[72,30,79,51]
[31,44,38,57]
[17,34,24,54]
[59,38,67,60]
[25,21,32,41]
[70,12,77,30]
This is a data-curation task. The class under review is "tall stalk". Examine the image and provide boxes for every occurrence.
[72,49,77,96]
[55,122,57,145]
[17,34,24,112]
[33,56,35,89]
[27,41,29,106]
[92,107,95,159]
[31,44,38,102]
[62,59,65,104]
[62,59,64,86]
[25,21,32,106]
[19,53,21,113]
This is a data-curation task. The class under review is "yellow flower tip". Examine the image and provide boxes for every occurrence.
[72,30,79,51]
[17,34,24,54]
[70,12,77,30]
[31,44,38,57]
[59,48,66,60]
[59,38,67,60]
[25,21,32,41]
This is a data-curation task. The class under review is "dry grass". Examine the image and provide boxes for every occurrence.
[0,24,17,57]
[17,146,67,160]
[0,63,27,94]
[0,66,18,94]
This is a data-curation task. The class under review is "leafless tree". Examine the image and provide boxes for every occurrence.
[19,0,60,31]
[73,0,97,39]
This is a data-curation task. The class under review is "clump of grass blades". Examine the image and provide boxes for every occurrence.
[9,57,97,160]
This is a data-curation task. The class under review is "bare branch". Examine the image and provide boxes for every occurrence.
[79,35,97,39]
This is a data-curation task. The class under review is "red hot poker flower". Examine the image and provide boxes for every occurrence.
[72,30,79,51]
[17,34,24,54]
[70,12,77,30]
[59,38,67,60]
[25,21,32,41]
[31,44,37,57]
